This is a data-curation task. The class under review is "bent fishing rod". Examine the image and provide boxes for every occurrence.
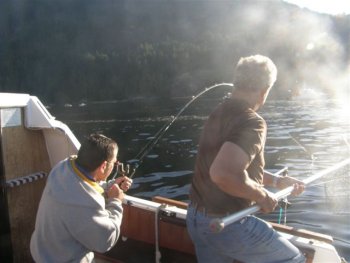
[113,83,234,179]
[209,157,350,233]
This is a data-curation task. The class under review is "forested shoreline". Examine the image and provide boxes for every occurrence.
[0,0,349,105]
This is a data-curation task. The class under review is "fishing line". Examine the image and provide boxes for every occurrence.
[291,133,350,193]
[342,134,350,148]
[308,176,350,188]
[127,83,234,178]
[307,157,350,215]
[288,132,316,160]
[210,157,350,232]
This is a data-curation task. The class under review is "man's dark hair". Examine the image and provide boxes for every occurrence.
[76,134,118,172]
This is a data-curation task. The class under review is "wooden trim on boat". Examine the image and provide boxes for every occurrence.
[268,222,333,244]
[152,196,334,244]
[152,195,188,209]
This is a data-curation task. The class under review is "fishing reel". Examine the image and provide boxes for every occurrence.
[110,161,137,180]
[278,167,290,208]
[116,162,130,177]
[278,199,291,208]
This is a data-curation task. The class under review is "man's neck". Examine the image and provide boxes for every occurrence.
[231,89,261,111]
[74,161,97,182]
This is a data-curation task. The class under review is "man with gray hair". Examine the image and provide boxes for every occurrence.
[187,55,306,263]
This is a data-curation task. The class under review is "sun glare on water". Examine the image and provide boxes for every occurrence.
[335,72,350,119]
[338,99,350,118]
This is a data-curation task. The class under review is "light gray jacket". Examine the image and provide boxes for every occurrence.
[30,158,123,262]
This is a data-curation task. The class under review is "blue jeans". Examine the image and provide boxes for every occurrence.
[186,204,306,263]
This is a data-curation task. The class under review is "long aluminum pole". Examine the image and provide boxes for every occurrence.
[209,158,350,233]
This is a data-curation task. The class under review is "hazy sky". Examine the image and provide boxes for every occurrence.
[283,0,350,15]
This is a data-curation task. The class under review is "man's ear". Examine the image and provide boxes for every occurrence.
[98,161,108,173]
[91,161,107,182]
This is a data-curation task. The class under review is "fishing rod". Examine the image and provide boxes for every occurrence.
[209,157,350,233]
[117,83,234,179]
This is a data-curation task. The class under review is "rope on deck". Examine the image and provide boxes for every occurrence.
[4,172,48,188]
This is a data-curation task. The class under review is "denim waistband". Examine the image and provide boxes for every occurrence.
[189,202,248,224]
[190,202,233,217]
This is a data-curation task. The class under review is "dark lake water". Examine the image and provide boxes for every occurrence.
[50,92,350,261]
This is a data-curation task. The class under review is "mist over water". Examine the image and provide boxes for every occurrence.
[2,1,349,103]
[51,92,350,261]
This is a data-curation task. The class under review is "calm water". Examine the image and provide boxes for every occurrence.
[51,95,350,261]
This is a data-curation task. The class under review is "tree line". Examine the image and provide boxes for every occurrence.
[0,0,349,105]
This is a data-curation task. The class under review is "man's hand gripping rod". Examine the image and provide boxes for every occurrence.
[210,158,350,233]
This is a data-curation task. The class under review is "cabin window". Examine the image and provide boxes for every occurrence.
[0,108,22,128]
